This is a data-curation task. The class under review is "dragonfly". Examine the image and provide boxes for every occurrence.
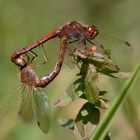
[0,55,51,133]
[18,56,51,133]
[11,21,131,88]
[0,37,68,134]
[0,36,68,135]
[0,21,131,134]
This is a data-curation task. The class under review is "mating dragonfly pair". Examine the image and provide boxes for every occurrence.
[1,21,131,133]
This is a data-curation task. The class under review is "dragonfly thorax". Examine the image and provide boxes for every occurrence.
[60,21,86,40]
[21,66,39,86]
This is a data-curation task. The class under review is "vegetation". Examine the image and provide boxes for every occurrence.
[0,0,140,140]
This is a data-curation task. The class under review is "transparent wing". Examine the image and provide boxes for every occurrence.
[0,86,22,132]
[18,86,35,123]
[93,33,132,70]
[94,32,132,53]
[64,42,86,69]
[64,49,77,69]
[33,88,50,133]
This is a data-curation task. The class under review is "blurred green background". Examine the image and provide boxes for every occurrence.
[0,0,140,140]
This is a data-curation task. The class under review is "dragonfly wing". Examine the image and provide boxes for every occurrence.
[94,33,132,70]
[94,33,131,52]
[18,87,35,123]
[33,88,50,133]
[0,86,22,131]
[64,49,77,69]
[94,33,132,58]
[64,44,89,69]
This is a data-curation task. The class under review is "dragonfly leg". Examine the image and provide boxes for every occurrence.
[85,38,95,45]
[23,50,38,65]
[39,44,49,65]
[29,50,38,62]
[24,53,30,62]
[68,39,79,44]
[73,54,81,70]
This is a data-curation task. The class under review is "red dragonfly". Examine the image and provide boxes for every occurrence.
[17,56,51,133]
[11,21,131,88]
[0,54,54,133]
[0,36,68,134]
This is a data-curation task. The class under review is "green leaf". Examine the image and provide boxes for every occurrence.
[68,78,85,99]
[99,91,108,96]
[95,98,109,109]
[89,63,140,140]
[74,102,100,139]
[74,78,83,84]
[91,53,119,73]
[84,81,99,104]
[84,70,99,104]
[109,71,131,78]
[55,79,84,107]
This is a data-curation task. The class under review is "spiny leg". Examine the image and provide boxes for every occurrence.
[72,49,81,70]
[85,38,95,45]
[39,44,49,65]
[66,38,82,69]
[24,53,30,62]
[68,39,79,44]
[28,50,38,63]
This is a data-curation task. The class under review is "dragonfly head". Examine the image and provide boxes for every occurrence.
[15,56,28,69]
[85,25,99,40]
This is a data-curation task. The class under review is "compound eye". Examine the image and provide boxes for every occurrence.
[86,25,99,40]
